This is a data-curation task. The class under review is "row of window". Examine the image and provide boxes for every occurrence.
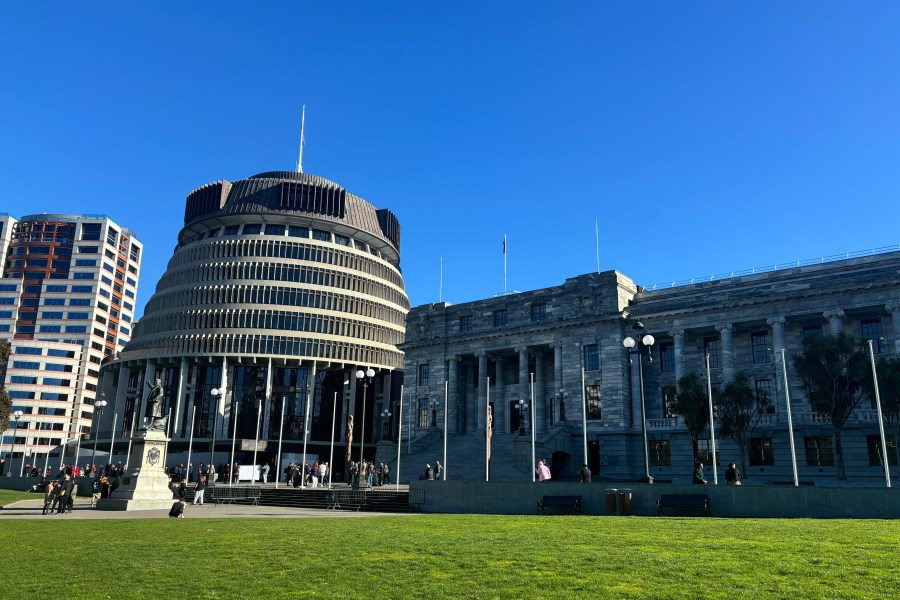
[460,304,551,333]
[170,238,403,289]
[143,284,406,327]
[156,261,408,309]
[649,435,898,468]
[8,376,72,386]
[135,308,404,346]
[123,333,404,369]
[13,347,76,358]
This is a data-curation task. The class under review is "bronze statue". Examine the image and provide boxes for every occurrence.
[346,415,354,463]
[145,378,167,432]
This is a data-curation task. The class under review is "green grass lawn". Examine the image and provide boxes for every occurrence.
[0,515,896,599]
[0,489,36,507]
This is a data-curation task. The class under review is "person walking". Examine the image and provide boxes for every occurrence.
[536,459,552,482]
[435,460,443,481]
[261,463,270,484]
[725,463,742,485]
[193,476,207,505]
[578,463,592,483]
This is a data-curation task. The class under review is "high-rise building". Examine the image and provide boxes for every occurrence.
[97,171,408,476]
[0,214,142,475]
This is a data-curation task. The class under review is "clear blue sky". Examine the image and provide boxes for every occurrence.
[2,3,899,317]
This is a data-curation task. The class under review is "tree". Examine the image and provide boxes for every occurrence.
[862,355,900,469]
[671,372,710,462]
[792,333,868,480]
[714,371,772,479]
[0,339,10,434]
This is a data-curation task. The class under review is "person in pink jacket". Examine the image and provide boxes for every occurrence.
[536,459,551,481]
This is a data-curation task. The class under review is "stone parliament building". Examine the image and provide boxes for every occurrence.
[400,250,900,485]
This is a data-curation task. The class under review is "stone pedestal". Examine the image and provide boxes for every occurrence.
[97,430,174,511]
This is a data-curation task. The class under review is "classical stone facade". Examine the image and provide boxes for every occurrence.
[399,251,900,485]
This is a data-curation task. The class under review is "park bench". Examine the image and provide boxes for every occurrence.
[656,493,711,516]
[210,486,261,506]
[537,495,583,515]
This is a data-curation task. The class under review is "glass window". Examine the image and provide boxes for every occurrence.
[65,325,87,333]
[288,226,309,238]
[15,347,42,355]
[81,223,101,241]
[47,349,75,358]
[44,298,66,306]
[0,311,12,318]
[583,344,600,371]
[659,342,674,373]
[334,234,350,246]
[697,439,720,466]
[242,224,261,235]
[751,332,770,365]
[493,309,507,328]
[67,312,89,320]
[71,286,93,293]
[12,361,40,369]
[40,325,62,332]
[804,436,835,467]
[867,435,898,466]
[458,316,472,333]
[46,285,67,292]
[224,225,240,236]
[530,303,547,323]
[264,224,286,236]
[417,398,430,429]
[312,229,330,242]
[861,319,886,354]
[72,272,94,280]
[754,379,775,414]
[75,259,97,267]
[704,337,721,369]
[585,384,601,419]
[418,364,430,387]
[749,437,775,466]
[802,325,823,340]
[40,312,64,319]
[77,246,99,254]
[650,440,671,466]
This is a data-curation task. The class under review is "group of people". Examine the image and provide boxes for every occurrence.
[39,466,114,515]
[349,461,390,487]
[418,460,443,481]
[693,462,743,485]
[285,461,329,487]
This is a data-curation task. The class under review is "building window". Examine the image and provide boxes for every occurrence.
[585,384,601,419]
[749,437,775,466]
[754,379,775,414]
[418,364,430,387]
[803,325,823,340]
[312,229,330,242]
[860,319,886,354]
[751,332,770,365]
[242,224,261,235]
[417,399,430,429]
[703,337,721,369]
[264,224,285,236]
[661,386,677,417]
[804,436,835,467]
[493,309,507,328]
[659,342,674,373]
[867,435,898,466]
[530,303,547,323]
[696,439,720,466]
[458,316,472,333]
[649,440,671,466]
[583,344,600,372]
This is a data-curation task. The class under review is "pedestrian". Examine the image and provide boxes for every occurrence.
[43,481,57,514]
[578,463,592,483]
[381,462,390,486]
[425,464,434,480]
[320,462,328,486]
[435,460,443,481]
[725,463,742,485]
[311,462,320,488]
[91,477,102,507]
[536,459,551,482]
[261,462,270,484]
[692,462,708,485]
[176,480,187,501]
[169,499,186,518]
[193,476,207,505]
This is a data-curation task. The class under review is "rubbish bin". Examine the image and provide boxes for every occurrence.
[617,488,633,516]
[605,488,619,514]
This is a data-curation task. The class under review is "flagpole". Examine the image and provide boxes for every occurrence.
[485,377,490,482]
[530,372,536,482]
[275,396,286,490]
[705,353,718,484]
[443,380,448,481]
[185,406,196,486]
[396,384,404,491]
[503,234,507,294]
[581,367,588,466]
[296,105,306,173]
[439,256,443,303]
[329,391,337,488]
[595,218,600,273]
[251,401,262,484]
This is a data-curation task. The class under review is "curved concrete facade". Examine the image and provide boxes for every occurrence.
[95,171,408,476]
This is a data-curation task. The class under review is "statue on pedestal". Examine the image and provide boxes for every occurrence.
[145,378,168,433]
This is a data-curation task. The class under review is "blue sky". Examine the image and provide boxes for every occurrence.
[2,3,899,316]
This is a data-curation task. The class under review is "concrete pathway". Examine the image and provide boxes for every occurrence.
[0,497,421,520]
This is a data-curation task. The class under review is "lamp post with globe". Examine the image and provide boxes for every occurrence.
[355,367,375,463]
[623,321,655,484]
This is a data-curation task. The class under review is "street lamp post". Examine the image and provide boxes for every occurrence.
[516,399,528,436]
[91,400,108,474]
[355,367,375,464]
[430,399,439,428]
[10,410,23,477]
[380,409,392,439]
[623,321,655,484]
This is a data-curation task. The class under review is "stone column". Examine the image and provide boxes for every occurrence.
[824,309,845,335]
[494,355,506,434]
[261,359,273,442]
[465,360,476,434]
[477,351,488,430]
[554,343,563,423]
[115,363,130,430]
[887,302,900,355]
[717,324,734,382]
[517,347,530,429]
[340,368,351,443]
[670,330,686,383]
[768,316,787,401]
[173,358,189,438]
[138,362,156,428]
[448,356,460,434]
[534,351,546,431]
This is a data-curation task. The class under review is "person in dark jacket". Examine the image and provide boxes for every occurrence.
[169,499,185,518]
[578,464,592,483]
[692,462,708,485]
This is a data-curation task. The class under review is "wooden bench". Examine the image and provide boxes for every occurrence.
[210,485,261,506]
[657,493,710,516]
[537,495,583,515]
